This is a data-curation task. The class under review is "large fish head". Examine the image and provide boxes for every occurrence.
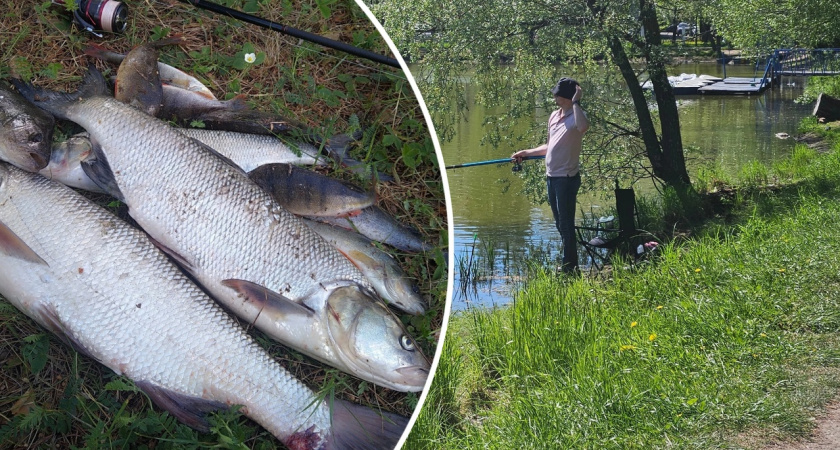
[324,282,430,392]
[0,86,54,172]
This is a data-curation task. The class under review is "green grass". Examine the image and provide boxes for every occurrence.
[0,0,445,448]
[408,128,840,448]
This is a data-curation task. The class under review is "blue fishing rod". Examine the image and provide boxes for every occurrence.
[445,155,545,171]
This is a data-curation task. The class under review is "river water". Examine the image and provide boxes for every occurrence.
[445,62,813,310]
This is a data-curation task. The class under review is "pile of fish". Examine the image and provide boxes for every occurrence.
[0,39,438,450]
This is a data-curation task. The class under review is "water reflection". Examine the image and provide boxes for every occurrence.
[446,62,813,310]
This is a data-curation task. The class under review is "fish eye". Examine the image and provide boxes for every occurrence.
[400,334,415,352]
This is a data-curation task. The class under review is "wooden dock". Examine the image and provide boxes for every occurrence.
[672,75,721,95]
[642,74,771,96]
[697,77,771,95]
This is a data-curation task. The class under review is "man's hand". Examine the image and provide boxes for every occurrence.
[572,84,582,103]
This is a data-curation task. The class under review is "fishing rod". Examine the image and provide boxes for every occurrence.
[445,155,545,170]
[180,0,401,68]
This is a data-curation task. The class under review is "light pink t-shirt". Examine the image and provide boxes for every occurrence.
[545,109,586,177]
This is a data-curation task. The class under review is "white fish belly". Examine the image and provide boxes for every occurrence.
[0,166,330,445]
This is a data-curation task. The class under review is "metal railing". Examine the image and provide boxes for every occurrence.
[772,48,840,76]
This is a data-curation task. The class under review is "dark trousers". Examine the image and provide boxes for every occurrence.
[547,174,581,273]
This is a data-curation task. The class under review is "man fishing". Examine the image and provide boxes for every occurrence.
[511,77,590,275]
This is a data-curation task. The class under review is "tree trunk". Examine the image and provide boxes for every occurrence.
[587,0,697,215]
[638,0,691,189]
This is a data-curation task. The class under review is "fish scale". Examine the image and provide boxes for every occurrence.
[0,165,332,447]
[179,128,327,171]
[15,68,431,393]
[74,97,367,301]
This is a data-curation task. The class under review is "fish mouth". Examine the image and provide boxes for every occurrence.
[29,151,48,170]
[394,366,431,389]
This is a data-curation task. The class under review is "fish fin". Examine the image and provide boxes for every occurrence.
[83,44,125,64]
[80,137,125,202]
[324,399,408,450]
[336,209,363,218]
[342,249,381,272]
[221,279,315,319]
[0,220,48,266]
[12,64,109,119]
[324,133,358,160]
[35,304,97,360]
[148,35,184,49]
[190,138,248,175]
[135,380,228,432]
[146,236,196,274]
[337,156,395,183]
[226,94,249,111]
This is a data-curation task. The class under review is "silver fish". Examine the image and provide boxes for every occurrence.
[304,219,427,315]
[308,205,433,253]
[38,132,104,192]
[179,128,331,171]
[35,133,339,202]
[0,162,406,449]
[0,83,53,172]
[38,129,323,193]
[181,128,388,181]
[14,67,430,392]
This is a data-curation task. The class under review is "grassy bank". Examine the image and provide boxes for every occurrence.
[409,121,840,448]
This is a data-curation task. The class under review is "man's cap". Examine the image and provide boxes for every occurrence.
[551,77,578,99]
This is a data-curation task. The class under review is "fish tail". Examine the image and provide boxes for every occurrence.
[149,34,185,49]
[324,133,358,161]
[226,94,249,111]
[13,65,109,120]
[83,43,125,64]
[324,399,408,450]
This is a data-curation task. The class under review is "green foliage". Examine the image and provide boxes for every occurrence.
[21,333,50,375]
[412,190,840,448]
[410,119,840,449]
[693,163,728,194]
[738,160,770,189]
[773,145,818,180]
[799,75,840,104]
[227,42,266,70]
[712,0,840,51]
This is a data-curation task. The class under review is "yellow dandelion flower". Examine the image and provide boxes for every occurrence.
[620,345,637,351]
[694,268,701,273]
[656,305,663,310]
[630,321,638,328]
[649,333,657,342]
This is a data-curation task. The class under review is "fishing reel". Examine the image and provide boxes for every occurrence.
[53,0,128,37]
[511,161,523,172]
